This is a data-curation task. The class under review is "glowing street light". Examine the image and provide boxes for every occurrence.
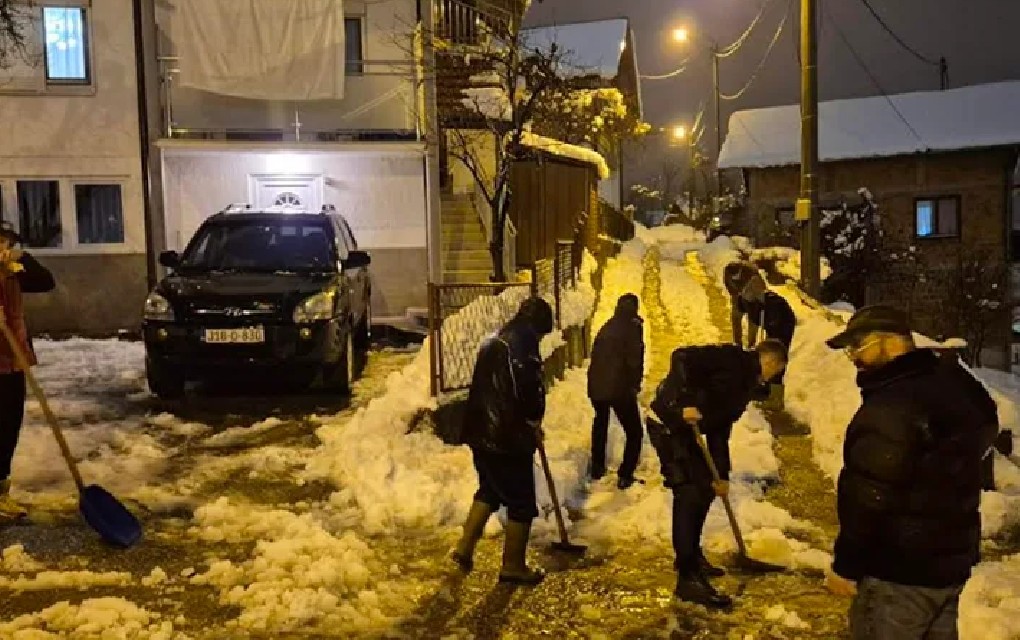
[672,125,687,141]
[672,27,690,44]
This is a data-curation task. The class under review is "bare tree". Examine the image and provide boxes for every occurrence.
[943,250,1009,367]
[531,85,648,161]
[0,0,34,71]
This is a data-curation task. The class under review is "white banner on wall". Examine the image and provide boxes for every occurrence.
[171,0,346,101]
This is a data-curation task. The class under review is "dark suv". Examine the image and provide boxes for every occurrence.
[142,204,372,399]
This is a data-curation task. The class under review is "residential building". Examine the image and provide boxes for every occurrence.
[0,0,149,334]
[719,81,1020,368]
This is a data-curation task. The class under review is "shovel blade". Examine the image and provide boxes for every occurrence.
[735,553,785,574]
[79,485,143,548]
[550,541,588,555]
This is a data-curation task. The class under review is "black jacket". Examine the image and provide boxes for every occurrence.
[833,349,996,588]
[588,309,644,402]
[17,253,56,293]
[723,262,759,298]
[462,318,546,456]
[648,344,767,484]
[737,292,796,346]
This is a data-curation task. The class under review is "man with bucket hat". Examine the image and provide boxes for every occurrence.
[823,305,997,639]
[0,221,55,520]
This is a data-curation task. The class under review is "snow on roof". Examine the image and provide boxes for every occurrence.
[522,19,629,80]
[520,131,611,179]
[718,80,1020,169]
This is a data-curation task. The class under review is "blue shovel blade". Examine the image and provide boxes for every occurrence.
[79,485,143,548]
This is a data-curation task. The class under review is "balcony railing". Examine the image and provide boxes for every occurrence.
[434,0,512,45]
[156,56,419,141]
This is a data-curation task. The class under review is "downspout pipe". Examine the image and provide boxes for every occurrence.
[132,0,157,290]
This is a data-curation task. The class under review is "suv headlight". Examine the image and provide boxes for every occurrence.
[144,291,174,321]
[293,290,336,323]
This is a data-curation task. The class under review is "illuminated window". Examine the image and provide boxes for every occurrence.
[43,7,89,84]
[915,196,960,238]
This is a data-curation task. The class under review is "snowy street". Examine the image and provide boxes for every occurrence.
[2,229,1020,639]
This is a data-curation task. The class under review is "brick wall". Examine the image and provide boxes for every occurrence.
[741,148,1017,366]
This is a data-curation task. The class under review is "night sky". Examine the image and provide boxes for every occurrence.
[524,0,1020,186]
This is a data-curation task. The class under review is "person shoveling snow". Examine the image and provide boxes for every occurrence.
[647,339,788,609]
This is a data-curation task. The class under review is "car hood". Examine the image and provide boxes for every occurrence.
[159,271,336,318]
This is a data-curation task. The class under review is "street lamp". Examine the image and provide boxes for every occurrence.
[672,125,687,141]
[670,25,723,201]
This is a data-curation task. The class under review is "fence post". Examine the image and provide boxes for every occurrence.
[553,253,562,329]
[427,282,438,397]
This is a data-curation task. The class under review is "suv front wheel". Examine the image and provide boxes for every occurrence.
[321,331,356,394]
[147,358,185,400]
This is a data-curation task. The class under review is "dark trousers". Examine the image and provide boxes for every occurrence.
[849,577,963,640]
[471,448,538,523]
[0,372,26,481]
[671,481,716,574]
[590,396,644,479]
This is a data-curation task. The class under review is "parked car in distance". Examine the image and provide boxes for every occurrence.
[142,204,371,399]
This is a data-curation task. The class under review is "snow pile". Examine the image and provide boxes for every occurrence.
[643,223,706,261]
[0,570,133,591]
[189,498,415,634]
[749,246,832,282]
[520,131,611,179]
[765,604,811,630]
[960,554,1020,640]
[2,544,44,572]
[462,86,510,121]
[0,597,186,639]
[557,250,599,329]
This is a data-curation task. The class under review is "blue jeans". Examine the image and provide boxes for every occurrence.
[849,577,963,640]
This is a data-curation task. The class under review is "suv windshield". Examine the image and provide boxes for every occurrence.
[180,219,337,273]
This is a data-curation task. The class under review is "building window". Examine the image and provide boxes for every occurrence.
[75,184,124,244]
[915,196,960,238]
[43,7,90,84]
[345,17,364,75]
[17,181,62,248]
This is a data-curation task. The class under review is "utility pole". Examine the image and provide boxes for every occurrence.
[712,44,722,202]
[798,0,821,297]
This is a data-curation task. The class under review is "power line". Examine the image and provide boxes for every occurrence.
[857,0,939,66]
[720,0,793,101]
[640,59,690,81]
[717,0,776,58]
[823,2,924,144]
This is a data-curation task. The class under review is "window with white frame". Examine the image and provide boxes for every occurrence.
[75,184,124,244]
[345,17,364,75]
[43,6,90,84]
[17,180,62,248]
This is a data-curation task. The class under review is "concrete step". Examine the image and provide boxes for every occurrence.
[444,254,493,270]
[442,230,487,241]
[442,241,489,253]
[443,269,494,284]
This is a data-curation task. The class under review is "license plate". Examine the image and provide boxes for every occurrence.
[203,327,265,344]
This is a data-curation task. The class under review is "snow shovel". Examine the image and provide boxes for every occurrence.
[689,420,784,574]
[0,313,142,548]
[537,443,587,554]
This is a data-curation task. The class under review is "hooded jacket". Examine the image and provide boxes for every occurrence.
[587,297,644,402]
[461,301,551,456]
[833,349,996,587]
[0,253,55,374]
[738,291,797,346]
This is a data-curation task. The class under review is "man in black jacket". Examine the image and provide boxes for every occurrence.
[451,297,554,585]
[735,279,796,350]
[587,293,645,489]
[647,340,788,608]
[824,306,996,639]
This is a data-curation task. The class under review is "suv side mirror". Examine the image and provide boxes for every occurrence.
[159,251,180,268]
[344,250,371,269]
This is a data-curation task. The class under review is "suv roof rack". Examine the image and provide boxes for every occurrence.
[221,203,254,214]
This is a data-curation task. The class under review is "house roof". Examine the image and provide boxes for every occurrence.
[718,80,1020,169]
[522,19,630,80]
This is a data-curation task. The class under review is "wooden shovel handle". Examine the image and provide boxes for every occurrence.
[688,420,748,557]
[537,443,571,544]
[0,310,84,490]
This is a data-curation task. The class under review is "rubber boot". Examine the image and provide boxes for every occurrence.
[451,500,494,572]
[0,479,27,520]
[498,520,545,585]
[674,572,732,609]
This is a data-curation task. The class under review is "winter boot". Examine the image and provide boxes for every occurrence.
[674,572,732,609]
[697,551,725,578]
[498,520,545,585]
[0,479,27,520]
[451,501,494,572]
[617,475,645,490]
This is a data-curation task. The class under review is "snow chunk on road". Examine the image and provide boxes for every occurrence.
[961,555,1020,640]
[0,597,186,639]
[2,544,44,572]
[0,570,132,591]
[765,604,811,629]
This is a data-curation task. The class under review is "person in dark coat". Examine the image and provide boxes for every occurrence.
[0,221,55,520]
[587,293,645,489]
[451,297,554,585]
[823,306,996,640]
[647,339,788,608]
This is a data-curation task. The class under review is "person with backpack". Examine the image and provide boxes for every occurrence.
[587,293,645,489]
[0,221,56,520]
[451,297,555,586]
[823,306,996,639]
